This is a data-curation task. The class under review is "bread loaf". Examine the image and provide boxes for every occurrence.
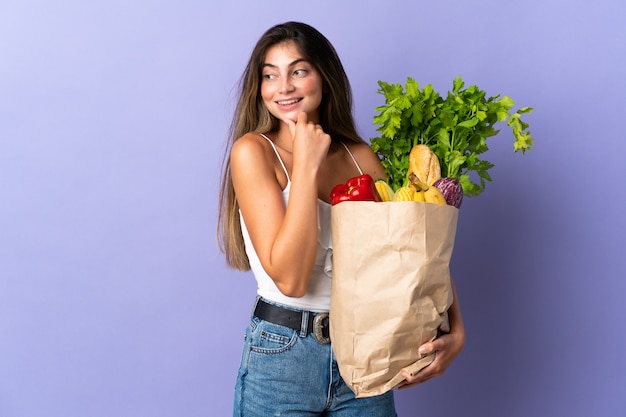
[409,144,441,185]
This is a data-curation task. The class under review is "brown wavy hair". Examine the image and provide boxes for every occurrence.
[217,21,364,270]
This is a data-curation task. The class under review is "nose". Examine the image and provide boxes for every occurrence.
[279,76,295,94]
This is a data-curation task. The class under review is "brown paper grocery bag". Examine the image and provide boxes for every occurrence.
[329,201,458,398]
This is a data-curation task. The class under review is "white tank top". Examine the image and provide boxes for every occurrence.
[239,134,363,312]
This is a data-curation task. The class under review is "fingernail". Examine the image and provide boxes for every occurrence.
[419,347,427,354]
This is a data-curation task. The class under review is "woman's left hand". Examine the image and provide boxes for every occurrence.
[397,329,465,389]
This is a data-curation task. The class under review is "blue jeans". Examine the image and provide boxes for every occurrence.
[233,298,397,416]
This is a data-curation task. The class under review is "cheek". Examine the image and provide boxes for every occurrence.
[260,83,273,102]
[304,77,322,94]
[303,79,324,103]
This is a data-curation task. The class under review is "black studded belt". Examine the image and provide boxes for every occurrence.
[253,299,330,344]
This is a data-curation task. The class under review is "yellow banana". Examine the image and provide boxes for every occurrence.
[409,173,446,205]
[423,186,447,205]
[413,190,425,202]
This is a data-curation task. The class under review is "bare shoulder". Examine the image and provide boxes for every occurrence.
[231,133,268,157]
[343,141,387,180]
[230,133,273,167]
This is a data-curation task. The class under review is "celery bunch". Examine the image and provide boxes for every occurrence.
[370,76,534,196]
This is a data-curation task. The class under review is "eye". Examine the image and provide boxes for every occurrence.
[293,69,308,78]
[263,73,277,81]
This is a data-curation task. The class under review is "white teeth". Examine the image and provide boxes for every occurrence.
[277,99,300,105]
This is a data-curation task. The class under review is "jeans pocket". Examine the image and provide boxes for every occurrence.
[249,318,298,354]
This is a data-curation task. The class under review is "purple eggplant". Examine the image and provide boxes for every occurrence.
[433,177,464,208]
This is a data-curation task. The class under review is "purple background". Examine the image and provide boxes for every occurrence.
[2,1,625,416]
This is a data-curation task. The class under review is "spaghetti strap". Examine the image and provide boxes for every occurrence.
[340,142,363,175]
[259,133,290,182]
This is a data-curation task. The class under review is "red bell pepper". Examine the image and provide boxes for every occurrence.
[330,173,382,205]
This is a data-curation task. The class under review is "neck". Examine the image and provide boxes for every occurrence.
[272,124,293,152]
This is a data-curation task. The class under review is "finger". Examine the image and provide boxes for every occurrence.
[297,112,308,125]
[399,361,440,387]
[418,341,435,356]
[398,372,424,389]
[427,334,450,353]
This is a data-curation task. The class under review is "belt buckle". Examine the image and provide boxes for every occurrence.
[312,312,330,344]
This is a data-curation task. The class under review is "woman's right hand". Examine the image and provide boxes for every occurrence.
[284,112,331,174]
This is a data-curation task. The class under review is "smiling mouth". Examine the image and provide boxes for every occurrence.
[276,98,303,105]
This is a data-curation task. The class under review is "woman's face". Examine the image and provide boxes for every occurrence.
[260,41,323,124]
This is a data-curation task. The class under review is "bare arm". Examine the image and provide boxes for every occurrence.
[231,113,330,297]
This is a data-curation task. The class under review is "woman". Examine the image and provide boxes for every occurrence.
[217,21,465,416]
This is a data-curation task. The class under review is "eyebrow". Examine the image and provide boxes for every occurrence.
[262,58,308,69]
